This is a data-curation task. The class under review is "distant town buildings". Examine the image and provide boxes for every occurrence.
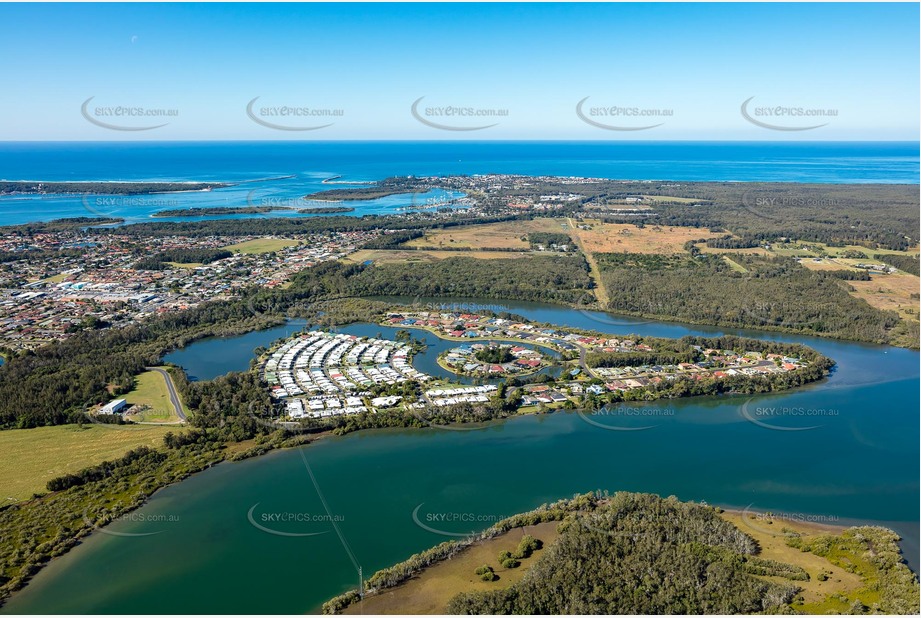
[0,229,377,350]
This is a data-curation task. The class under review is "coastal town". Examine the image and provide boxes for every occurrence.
[0,228,379,351]
[0,174,604,352]
[255,309,815,423]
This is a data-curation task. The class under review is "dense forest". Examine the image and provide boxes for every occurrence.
[447,493,796,614]
[304,188,417,201]
[330,491,915,615]
[0,217,122,236]
[360,229,425,249]
[99,213,524,238]
[336,255,593,304]
[132,248,233,270]
[594,252,912,346]
[585,182,919,251]
[296,206,355,214]
[150,205,356,217]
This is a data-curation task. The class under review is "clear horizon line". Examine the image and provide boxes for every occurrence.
[1,139,919,144]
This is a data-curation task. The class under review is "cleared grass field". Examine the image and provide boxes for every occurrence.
[39,272,73,284]
[722,256,748,272]
[405,218,567,251]
[346,249,533,265]
[720,510,865,609]
[791,257,919,320]
[344,521,560,614]
[121,369,187,423]
[640,194,703,203]
[222,238,299,254]
[846,272,920,320]
[571,220,723,254]
[0,424,172,502]
[768,241,920,260]
[796,258,861,272]
[694,243,773,256]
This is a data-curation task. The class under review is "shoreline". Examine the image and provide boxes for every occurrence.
[328,494,918,615]
[3,414,916,610]
[0,303,909,608]
[721,506,850,536]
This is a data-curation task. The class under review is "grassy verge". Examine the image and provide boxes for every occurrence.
[121,368,187,423]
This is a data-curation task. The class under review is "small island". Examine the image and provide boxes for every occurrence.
[297,206,355,214]
[304,177,438,201]
[0,181,231,196]
[303,188,415,201]
[151,205,355,217]
[152,206,289,217]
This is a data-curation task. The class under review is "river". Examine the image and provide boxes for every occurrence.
[3,298,917,614]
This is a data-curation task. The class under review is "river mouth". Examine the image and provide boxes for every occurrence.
[5,297,917,614]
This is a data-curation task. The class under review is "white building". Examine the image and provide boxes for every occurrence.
[100,399,127,415]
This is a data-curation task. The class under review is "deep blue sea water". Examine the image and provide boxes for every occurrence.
[0,141,917,226]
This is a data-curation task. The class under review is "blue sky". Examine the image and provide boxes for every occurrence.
[0,2,918,140]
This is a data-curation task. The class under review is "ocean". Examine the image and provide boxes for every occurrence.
[0,141,917,226]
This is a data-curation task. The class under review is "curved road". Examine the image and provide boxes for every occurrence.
[147,366,187,422]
